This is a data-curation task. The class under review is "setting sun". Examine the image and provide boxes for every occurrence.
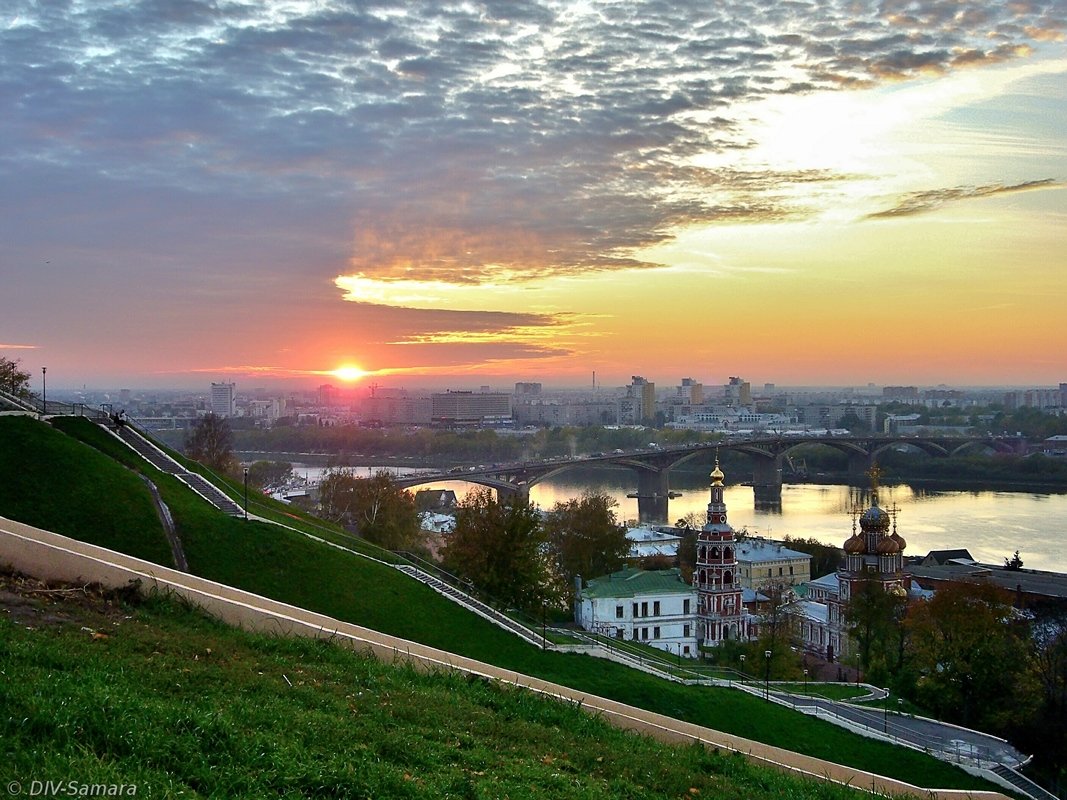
[331,365,366,382]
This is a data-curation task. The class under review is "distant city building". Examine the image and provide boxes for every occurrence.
[512,400,616,426]
[363,390,432,425]
[618,376,655,424]
[724,377,751,407]
[210,382,235,417]
[883,386,919,400]
[677,378,704,405]
[514,382,543,396]
[431,390,511,426]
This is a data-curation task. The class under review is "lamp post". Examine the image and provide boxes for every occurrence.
[764,649,772,701]
[542,599,547,651]
[41,366,46,417]
[243,466,249,520]
[803,668,809,694]
[739,653,746,681]
[883,689,889,733]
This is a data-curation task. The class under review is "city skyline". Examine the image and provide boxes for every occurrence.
[2,1,1066,389]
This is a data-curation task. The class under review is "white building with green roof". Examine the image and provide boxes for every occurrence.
[576,567,698,658]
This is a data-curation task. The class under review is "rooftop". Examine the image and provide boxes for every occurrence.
[906,563,1067,600]
[735,539,810,563]
[583,568,693,599]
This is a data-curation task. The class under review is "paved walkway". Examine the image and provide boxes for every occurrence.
[765,688,1026,769]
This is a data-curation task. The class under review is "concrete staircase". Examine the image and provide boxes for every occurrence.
[990,765,1060,800]
[110,424,244,517]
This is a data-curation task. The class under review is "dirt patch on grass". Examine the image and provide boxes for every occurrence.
[0,569,141,630]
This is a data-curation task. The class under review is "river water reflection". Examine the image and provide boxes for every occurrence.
[414,467,1066,572]
[288,462,1065,572]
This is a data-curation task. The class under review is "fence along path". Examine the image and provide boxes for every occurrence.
[0,515,1011,800]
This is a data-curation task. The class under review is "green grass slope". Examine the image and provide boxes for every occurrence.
[0,573,868,800]
[0,416,172,566]
[2,416,999,793]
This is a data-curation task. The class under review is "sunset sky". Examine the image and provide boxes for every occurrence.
[2,0,1065,391]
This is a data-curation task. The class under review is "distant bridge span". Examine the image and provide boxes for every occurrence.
[396,434,1020,522]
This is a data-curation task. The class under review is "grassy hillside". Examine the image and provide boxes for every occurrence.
[0,416,999,793]
[0,415,172,565]
[0,572,868,800]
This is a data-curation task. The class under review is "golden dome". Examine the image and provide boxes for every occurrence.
[890,584,908,598]
[876,535,901,555]
[890,531,907,551]
[710,465,725,486]
[843,533,866,554]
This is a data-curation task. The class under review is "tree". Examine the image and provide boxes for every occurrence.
[543,491,629,593]
[184,413,237,474]
[246,460,293,490]
[733,583,804,681]
[0,356,31,398]
[318,470,420,550]
[844,579,907,687]
[1004,550,1024,570]
[905,582,1036,731]
[441,488,550,611]
[782,535,842,578]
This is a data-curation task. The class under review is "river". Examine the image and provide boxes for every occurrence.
[286,463,1066,572]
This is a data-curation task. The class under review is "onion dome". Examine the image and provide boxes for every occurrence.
[710,461,725,487]
[876,535,901,555]
[859,505,891,534]
[889,531,907,552]
[890,584,908,598]
[843,533,866,554]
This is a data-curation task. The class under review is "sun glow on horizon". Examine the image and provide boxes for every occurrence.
[331,365,367,382]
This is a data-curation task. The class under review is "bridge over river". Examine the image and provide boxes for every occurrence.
[394,434,1021,522]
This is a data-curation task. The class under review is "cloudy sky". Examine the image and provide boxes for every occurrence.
[2,0,1065,391]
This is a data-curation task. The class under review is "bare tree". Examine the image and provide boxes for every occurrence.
[184,413,237,474]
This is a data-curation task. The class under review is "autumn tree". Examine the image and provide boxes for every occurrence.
[844,578,907,686]
[441,488,550,611]
[1023,609,1067,789]
[542,491,629,593]
[184,413,237,474]
[318,470,420,550]
[905,581,1036,731]
[0,356,31,398]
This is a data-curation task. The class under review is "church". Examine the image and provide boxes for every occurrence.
[794,467,910,661]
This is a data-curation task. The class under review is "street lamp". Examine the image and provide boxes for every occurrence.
[739,653,746,680]
[764,649,772,701]
[41,366,46,417]
[883,689,889,734]
[803,668,809,694]
[243,466,249,520]
[542,599,547,651]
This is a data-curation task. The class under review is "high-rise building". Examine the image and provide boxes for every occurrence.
[724,377,751,406]
[431,390,511,426]
[677,378,704,404]
[514,382,543,396]
[210,382,235,417]
[618,375,656,424]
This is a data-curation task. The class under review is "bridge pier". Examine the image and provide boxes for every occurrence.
[847,452,873,486]
[496,483,530,506]
[751,456,783,507]
[626,469,680,524]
